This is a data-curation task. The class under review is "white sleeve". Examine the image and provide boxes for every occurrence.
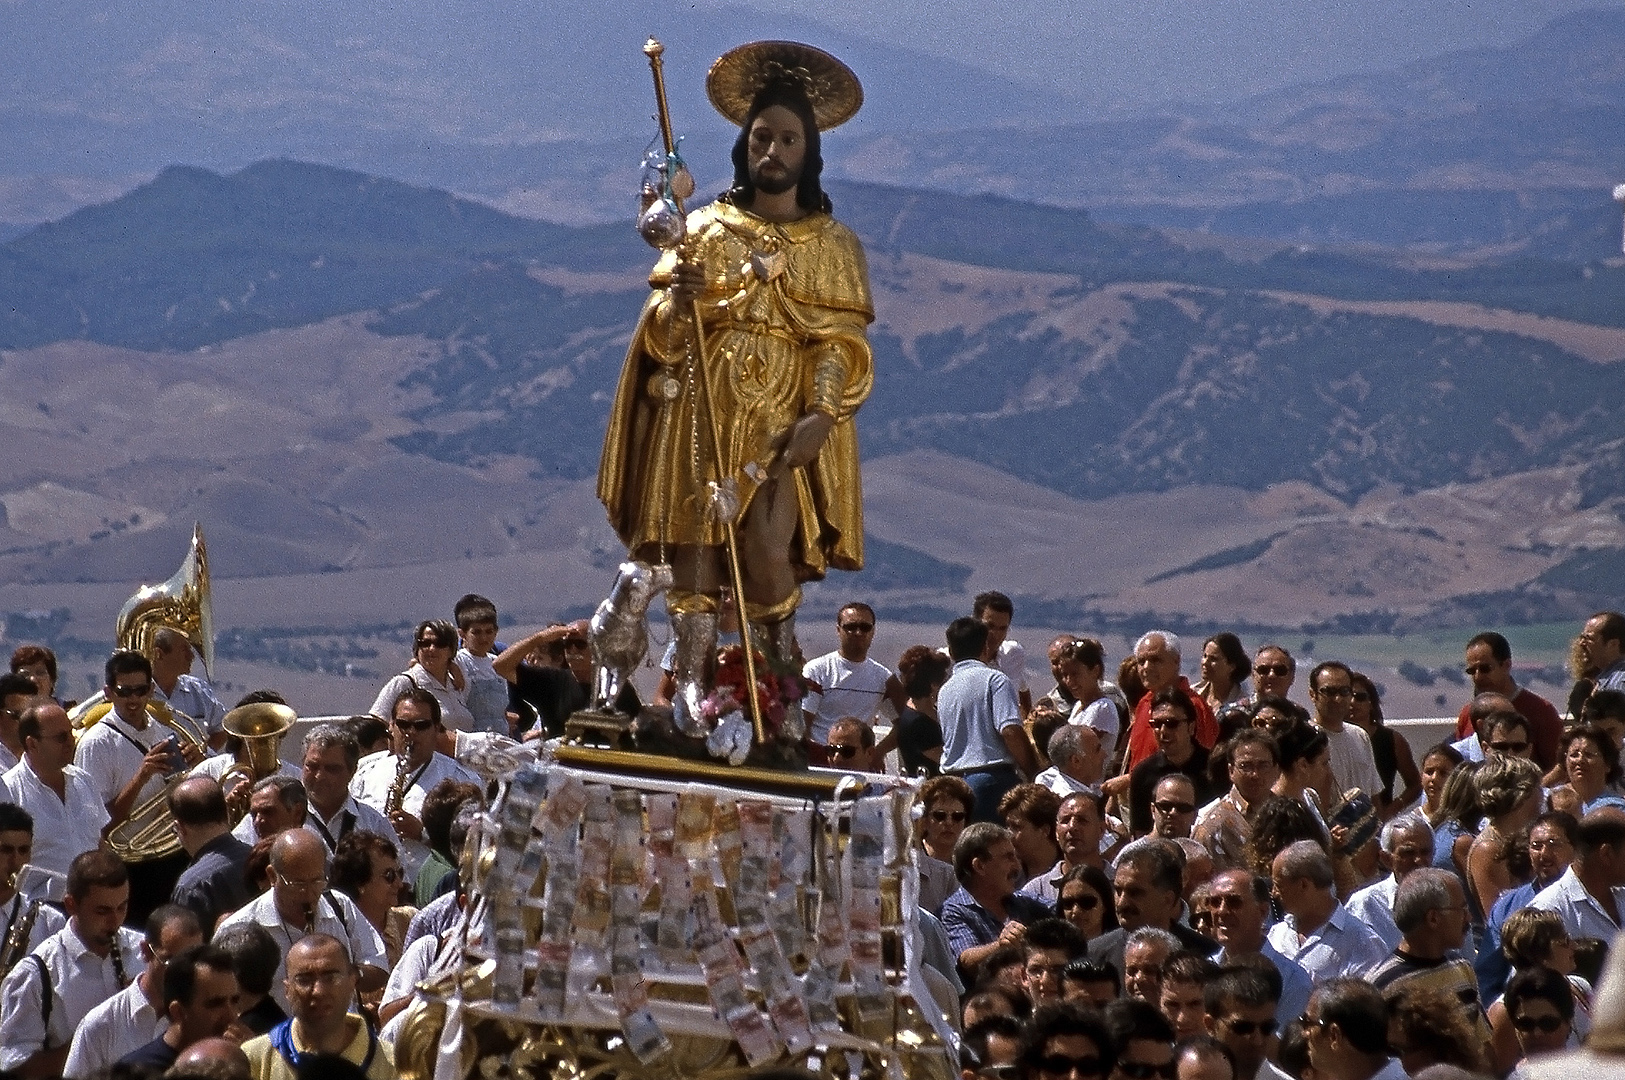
[72,729,122,808]
[63,1009,101,1079]
[991,673,1022,730]
[1003,642,1029,693]
[368,675,413,722]
[383,935,437,1005]
[0,955,49,1069]
[340,894,389,973]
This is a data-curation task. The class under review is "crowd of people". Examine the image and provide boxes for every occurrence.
[0,590,1622,1080]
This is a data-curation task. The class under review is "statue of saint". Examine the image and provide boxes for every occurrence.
[597,42,874,728]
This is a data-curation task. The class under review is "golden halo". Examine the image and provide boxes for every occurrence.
[706,40,863,131]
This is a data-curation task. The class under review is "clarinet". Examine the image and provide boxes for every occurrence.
[0,898,42,975]
[109,929,129,989]
[304,902,317,937]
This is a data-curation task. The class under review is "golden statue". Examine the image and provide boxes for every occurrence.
[598,40,874,735]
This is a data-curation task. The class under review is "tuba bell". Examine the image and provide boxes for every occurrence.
[97,524,218,863]
[220,702,295,823]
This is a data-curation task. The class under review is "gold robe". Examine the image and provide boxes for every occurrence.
[597,200,874,581]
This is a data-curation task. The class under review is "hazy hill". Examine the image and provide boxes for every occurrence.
[1,159,1621,653]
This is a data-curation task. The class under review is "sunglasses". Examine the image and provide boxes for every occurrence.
[1254,663,1291,677]
[929,810,967,824]
[111,683,153,697]
[1153,801,1196,815]
[1489,740,1530,754]
[839,622,874,633]
[1148,718,1186,730]
[1036,1055,1106,1078]
[1351,692,1372,703]
[1298,1014,1329,1031]
[1115,1062,1176,1080]
[1512,1015,1566,1033]
[393,718,435,732]
[1206,893,1249,910]
[824,744,860,760]
[1314,686,1352,699]
[1221,1017,1278,1037]
[1058,893,1100,912]
[416,639,453,650]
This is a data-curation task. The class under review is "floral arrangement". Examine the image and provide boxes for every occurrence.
[700,644,804,742]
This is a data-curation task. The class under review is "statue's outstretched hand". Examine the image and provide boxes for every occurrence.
[774,411,836,474]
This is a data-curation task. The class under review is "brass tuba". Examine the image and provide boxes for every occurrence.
[99,525,218,863]
[220,702,295,823]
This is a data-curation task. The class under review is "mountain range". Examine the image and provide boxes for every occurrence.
[1,159,1621,659]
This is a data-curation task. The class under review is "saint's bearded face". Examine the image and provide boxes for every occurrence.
[746,104,806,196]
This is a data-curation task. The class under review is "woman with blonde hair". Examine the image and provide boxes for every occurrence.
[1486,907,1593,1072]
[1466,755,1545,915]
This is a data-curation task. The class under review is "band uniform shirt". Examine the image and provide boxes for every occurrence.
[350,750,477,878]
[74,713,176,811]
[153,674,228,737]
[64,976,166,1079]
[0,921,146,1068]
[0,888,67,958]
[215,889,387,1013]
[1,758,111,877]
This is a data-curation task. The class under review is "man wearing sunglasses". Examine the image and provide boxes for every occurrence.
[1204,967,1291,1080]
[1451,632,1562,770]
[1300,979,1406,1080]
[801,603,906,765]
[1205,870,1312,1028]
[1307,662,1381,801]
[1018,999,1116,1080]
[350,690,478,880]
[823,716,877,772]
[1127,692,1218,838]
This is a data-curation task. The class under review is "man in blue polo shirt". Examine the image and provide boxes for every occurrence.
[936,617,1037,823]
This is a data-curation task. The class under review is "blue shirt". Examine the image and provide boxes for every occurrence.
[1478,879,1540,1004]
[937,660,1022,772]
[939,886,1051,967]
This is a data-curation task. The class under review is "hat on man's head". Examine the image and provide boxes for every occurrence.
[707,40,863,131]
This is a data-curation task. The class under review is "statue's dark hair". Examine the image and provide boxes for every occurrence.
[720,80,832,214]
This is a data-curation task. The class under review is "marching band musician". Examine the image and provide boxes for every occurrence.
[149,629,229,752]
[215,829,386,1013]
[1,703,109,880]
[349,689,477,879]
[0,851,146,1076]
[0,803,66,958]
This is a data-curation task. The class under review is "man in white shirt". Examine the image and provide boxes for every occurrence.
[975,591,1032,716]
[231,775,310,845]
[149,628,228,751]
[0,672,38,773]
[64,903,204,1078]
[1267,840,1388,983]
[1345,812,1435,952]
[214,829,387,1012]
[801,602,905,756]
[299,725,401,862]
[0,850,147,1075]
[1308,662,1382,798]
[1530,806,1625,941]
[0,802,68,954]
[2,703,110,879]
[350,687,478,877]
[1302,979,1410,1080]
[1204,966,1295,1080]
[1035,724,1105,796]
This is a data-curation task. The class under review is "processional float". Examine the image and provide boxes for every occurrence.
[393,39,955,1080]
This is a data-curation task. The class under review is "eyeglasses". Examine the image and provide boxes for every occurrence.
[1036,1054,1106,1078]
[1025,962,1067,979]
[1351,692,1372,703]
[276,872,328,892]
[1153,801,1196,815]
[929,810,967,824]
[1254,664,1291,677]
[839,622,874,633]
[1512,1014,1566,1033]
[1058,893,1100,912]
[111,683,153,697]
[1115,1061,1176,1080]
[824,744,860,760]
[416,639,452,650]
[289,970,348,991]
[1529,838,1573,854]
[1148,718,1186,730]
[1489,740,1530,754]
[393,717,435,732]
[1220,1017,1279,1038]
[1464,664,1497,676]
[1231,758,1274,773]
[1205,893,1249,910]
[1298,1014,1329,1032]
[980,1066,1020,1080]
[1314,686,1352,699]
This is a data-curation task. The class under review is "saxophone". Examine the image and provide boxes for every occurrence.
[0,898,42,975]
[385,753,412,818]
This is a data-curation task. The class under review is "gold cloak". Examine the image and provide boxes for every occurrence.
[597,200,874,580]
